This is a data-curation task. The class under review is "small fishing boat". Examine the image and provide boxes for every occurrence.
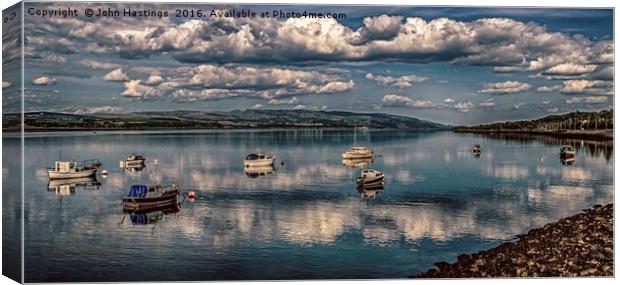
[244,153,276,167]
[356,169,385,186]
[472,144,481,155]
[119,154,146,168]
[560,145,576,158]
[244,165,275,178]
[342,146,374,159]
[47,160,98,180]
[122,184,181,212]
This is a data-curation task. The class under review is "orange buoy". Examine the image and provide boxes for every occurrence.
[188,191,196,199]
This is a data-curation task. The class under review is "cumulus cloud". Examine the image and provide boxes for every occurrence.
[537,85,562,92]
[250,104,263,110]
[479,99,496,107]
[29,9,612,74]
[73,106,123,114]
[103,68,130,81]
[382,94,434,109]
[478,81,532,95]
[268,96,300,105]
[79,59,121,70]
[44,53,66,63]
[119,64,355,101]
[542,63,597,76]
[560,80,612,95]
[443,98,455,103]
[565,96,608,104]
[293,104,306,110]
[145,75,164,85]
[454,101,474,113]
[365,73,428,89]
[121,80,163,98]
[32,76,55,85]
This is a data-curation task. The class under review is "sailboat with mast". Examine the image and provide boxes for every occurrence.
[342,126,374,160]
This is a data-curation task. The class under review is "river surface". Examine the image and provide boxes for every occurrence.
[1,130,614,282]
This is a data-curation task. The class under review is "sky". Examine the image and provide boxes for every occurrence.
[2,3,614,125]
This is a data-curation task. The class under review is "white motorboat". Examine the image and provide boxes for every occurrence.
[342,146,374,159]
[356,169,385,186]
[47,160,98,180]
[120,154,146,168]
[244,153,276,167]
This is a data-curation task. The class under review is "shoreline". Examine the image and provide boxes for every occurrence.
[414,204,613,278]
[454,129,613,141]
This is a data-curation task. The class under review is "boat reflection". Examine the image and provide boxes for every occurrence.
[244,165,276,178]
[561,157,576,166]
[47,177,101,195]
[121,165,146,172]
[342,158,373,168]
[357,183,385,199]
[122,202,181,225]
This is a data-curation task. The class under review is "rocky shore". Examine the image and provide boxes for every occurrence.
[415,204,613,278]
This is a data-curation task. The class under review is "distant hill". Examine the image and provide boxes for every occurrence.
[3,109,448,131]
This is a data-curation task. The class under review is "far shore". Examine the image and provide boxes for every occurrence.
[454,129,613,141]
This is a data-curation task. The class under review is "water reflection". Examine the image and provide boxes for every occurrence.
[342,158,373,168]
[123,203,181,226]
[13,130,614,281]
[357,183,385,199]
[561,157,576,166]
[244,165,275,178]
[47,177,101,195]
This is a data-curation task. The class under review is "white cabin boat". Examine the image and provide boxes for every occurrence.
[47,160,98,180]
[120,154,146,168]
[244,154,276,167]
[342,146,374,159]
[356,169,385,186]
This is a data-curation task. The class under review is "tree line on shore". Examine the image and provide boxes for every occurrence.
[455,109,613,131]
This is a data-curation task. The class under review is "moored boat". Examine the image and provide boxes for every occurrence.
[356,169,385,186]
[47,160,98,180]
[244,153,276,167]
[122,184,181,212]
[472,144,481,155]
[342,146,374,159]
[560,145,576,158]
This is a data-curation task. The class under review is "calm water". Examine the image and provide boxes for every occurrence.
[2,130,614,282]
